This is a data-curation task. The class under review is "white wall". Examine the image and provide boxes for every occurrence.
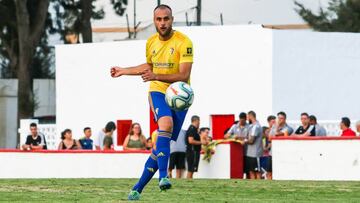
[272,139,360,180]
[0,144,230,179]
[56,25,273,138]
[272,31,360,121]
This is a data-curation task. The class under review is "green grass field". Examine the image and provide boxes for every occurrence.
[0,179,359,202]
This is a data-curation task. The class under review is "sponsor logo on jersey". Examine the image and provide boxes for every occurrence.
[153,62,174,68]
[183,47,193,57]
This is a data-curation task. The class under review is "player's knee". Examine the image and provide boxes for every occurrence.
[158,116,173,132]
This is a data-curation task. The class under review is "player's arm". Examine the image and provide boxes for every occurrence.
[188,136,202,145]
[110,63,152,78]
[141,62,192,83]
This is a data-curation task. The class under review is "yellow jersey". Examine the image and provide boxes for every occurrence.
[146,31,193,93]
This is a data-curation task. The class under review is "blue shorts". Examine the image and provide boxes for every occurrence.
[149,91,187,141]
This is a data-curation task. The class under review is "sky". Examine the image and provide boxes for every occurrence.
[92,0,331,28]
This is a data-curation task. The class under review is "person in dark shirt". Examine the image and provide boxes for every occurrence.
[22,123,46,150]
[294,113,316,136]
[185,115,206,179]
[79,127,94,150]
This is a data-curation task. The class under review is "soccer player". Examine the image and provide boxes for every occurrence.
[110,4,193,200]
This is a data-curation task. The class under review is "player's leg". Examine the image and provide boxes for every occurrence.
[148,92,174,189]
[128,148,158,200]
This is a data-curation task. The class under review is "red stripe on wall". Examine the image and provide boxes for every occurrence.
[230,142,244,179]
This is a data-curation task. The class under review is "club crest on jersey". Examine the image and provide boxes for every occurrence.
[170,47,174,55]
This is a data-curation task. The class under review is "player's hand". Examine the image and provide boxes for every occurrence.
[110,66,123,78]
[141,69,157,82]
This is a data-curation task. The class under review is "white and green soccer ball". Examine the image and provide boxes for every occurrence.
[165,81,194,111]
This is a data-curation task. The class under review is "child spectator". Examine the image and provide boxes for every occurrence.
[79,127,93,150]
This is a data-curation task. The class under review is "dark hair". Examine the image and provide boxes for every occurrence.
[309,115,317,122]
[83,127,91,132]
[154,4,172,13]
[301,112,309,118]
[105,121,116,133]
[61,129,72,140]
[267,115,276,122]
[248,111,256,118]
[341,117,351,128]
[262,126,269,134]
[129,123,142,136]
[200,127,210,134]
[30,123,37,128]
[191,115,200,122]
[277,111,287,119]
[239,112,247,119]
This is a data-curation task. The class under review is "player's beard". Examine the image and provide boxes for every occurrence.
[156,25,173,39]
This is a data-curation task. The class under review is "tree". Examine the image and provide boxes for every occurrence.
[111,0,128,16]
[0,0,51,122]
[295,0,360,32]
[58,0,105,43]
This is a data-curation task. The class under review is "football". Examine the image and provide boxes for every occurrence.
[165,81,194,111]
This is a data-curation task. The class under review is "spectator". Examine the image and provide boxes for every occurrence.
[22,123,47,150]
[146,137,153,150]
[123,123,147,150]
[94,121,117,150]
[79,127,93,150]
[224,112,249,140]
[267,115,276,131]
[185,115,207,179]
[261,126,271,180]
[200,127,211,146]
[244,111,263,180]
[264,115,276,180]
[103,133,114,150]
[356,121,360,136]
[58,129,82,150]
[340,117,356,136]
[309,115,327,136]
[168,129,187,179]
[293,113,316,136]
[269,111,294,137]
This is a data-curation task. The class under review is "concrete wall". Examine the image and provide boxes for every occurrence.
[56,25,360,139]
[272,31,360,121]
[55,25,272,138]
[272,137,360,180]
[0,144,230,179]
[0,79,55,148]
